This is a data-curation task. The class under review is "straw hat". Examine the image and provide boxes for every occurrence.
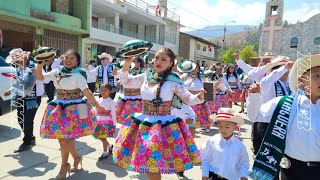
[265,56,291,73]
[203,70,214,77]
[289,54,320,92]
[29,46,60,62]
[115,40,153,58]
[261,52,276,59]
[6,48,29,64]
[209,108,244,126]
[177,60,197,73]
[98,52,113,61]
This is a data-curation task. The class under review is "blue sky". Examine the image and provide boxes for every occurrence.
[149,0,320,31]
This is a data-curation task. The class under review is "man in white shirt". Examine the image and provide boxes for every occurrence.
[4,49,44,152]
[87,60,97,93]
[85,53,117,99]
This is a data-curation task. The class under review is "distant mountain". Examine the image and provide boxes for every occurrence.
[185,25,258,39]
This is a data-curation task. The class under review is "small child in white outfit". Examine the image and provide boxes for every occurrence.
[93,83,116,161]
[200,108,249,180]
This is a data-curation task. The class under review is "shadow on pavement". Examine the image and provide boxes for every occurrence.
[0,125,21,143]
[5,150,56,177]
[75,140,97,156]
[50,170,106,180]
[96,157,129,178]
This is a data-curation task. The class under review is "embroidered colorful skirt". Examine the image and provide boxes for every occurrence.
[240,89,249,101]
[113,113,201,174]
[209,94,228,114]
[171,104,196,129]
[192,103,212,129]
[40,99,97,139]
[227,88,241,102]
[115,96,142,124]
[93,118,115,138]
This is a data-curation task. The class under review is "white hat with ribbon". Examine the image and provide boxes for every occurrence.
[209,108,244,126]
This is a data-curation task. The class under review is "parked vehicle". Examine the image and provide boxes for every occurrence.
[0,56,15,115]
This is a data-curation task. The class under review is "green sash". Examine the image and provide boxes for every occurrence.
[250,94,294,180]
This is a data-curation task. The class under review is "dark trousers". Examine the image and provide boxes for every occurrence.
[280,155,320,180]
[208,171,228,180]
[99,92,116,100]
[256,122,269,153]
[44,81,55,101]
[16,96,41,145]
[251,122,260,154]
[87,82,96,93]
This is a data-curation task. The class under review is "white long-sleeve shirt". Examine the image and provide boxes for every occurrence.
[200,134,249,180]
[87,64,97,83]
[97,97,116,125]
[236,59,266,83]
[246,93,261,122]
[257,90,320,162]
[86,63,117,87]
[260,66,290,105]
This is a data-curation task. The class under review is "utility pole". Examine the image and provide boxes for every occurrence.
[221,20,235,65]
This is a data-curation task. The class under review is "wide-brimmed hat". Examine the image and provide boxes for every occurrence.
[6,48,29,64]
[261,52,276,59]
[265,56,291,73]
[28,46,60,62]
[209,108,244,126]
[289,54,320,92]
[98,52,113,61]
[115,40,153,58]
[114,61,135,69]
[203,70,214,77]
[177,60,197,73]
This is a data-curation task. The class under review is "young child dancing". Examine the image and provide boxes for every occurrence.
[94,83,116,161]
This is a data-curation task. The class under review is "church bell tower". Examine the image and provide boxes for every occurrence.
[260,0,284,53]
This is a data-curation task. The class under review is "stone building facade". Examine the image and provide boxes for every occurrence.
[259,0,320,59]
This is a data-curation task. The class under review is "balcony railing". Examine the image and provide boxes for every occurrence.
[114,0,180,22]
[92,21,164,45]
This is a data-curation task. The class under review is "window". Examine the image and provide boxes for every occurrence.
[145,25,157,43]
[314,37,320,46]
[203,46,207,52]
[197,44,201,50]
[165,24,177,44]
[271,6,278,16]
[290,37,298,48]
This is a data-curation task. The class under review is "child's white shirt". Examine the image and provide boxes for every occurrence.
[200,134,249,180]
[97,97,116,125]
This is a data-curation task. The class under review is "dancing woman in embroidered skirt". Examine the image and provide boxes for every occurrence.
[113,48,204,180]
[115,57,145,124]
[35,50,104,179]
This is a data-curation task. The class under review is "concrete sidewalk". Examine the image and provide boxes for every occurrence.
[0,97,254,180]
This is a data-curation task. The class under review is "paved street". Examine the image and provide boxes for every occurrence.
[0,96,254,180]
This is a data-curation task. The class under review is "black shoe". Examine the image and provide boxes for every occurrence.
[108,145,114,154]
[234,102,239,105]
[14,143,32,153]
[31,137,36,146]
[239,109,244,113]
[98,153,109,161]
[176,171,184,177]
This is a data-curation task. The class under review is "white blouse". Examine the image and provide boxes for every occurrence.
[43,68,88,91]
[97,97,117,125]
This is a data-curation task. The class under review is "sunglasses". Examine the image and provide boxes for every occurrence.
[101,58,109,61]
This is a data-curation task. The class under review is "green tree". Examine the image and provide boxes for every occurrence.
[239,45,257,63]
[221,48,236,64]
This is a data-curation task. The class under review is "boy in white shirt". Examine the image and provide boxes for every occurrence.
[251,54,320,180]
[200,108,249,180]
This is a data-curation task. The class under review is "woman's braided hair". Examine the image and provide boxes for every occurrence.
[155,48,176,105]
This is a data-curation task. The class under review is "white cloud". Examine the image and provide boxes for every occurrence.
[154,0,320,31]
[284,2,320,24]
